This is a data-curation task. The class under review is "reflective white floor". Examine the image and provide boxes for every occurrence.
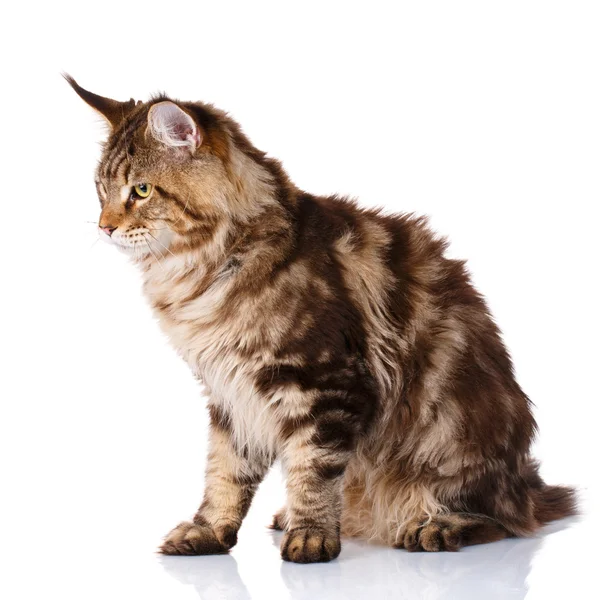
[7,496,590,600]
[154,515,593,600]
[161,526,556,600]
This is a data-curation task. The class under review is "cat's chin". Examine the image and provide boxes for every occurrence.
[114,243,151,261]
[114,243,135,254]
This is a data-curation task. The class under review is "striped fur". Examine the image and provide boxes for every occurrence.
[68,77,576,563]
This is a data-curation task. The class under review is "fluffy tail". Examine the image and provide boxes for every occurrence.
[533,484,578,524]
[525,460,578,525]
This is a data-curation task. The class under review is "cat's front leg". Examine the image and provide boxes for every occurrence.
[279,395,360,563]
[160,405,271,555]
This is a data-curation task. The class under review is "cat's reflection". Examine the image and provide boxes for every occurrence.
[278,534,542,600]
[159,520,574,600]
[159,553,251,600]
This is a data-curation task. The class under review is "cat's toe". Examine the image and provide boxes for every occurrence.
[394,516,469,552]
[402,520,425,552]
[281,527,340,563]
[159,521,229,555]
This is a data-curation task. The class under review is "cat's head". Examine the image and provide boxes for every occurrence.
[67,76,279,262]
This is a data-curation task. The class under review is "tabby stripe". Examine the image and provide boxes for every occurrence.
[103,111,147,178]
[110,152,127,179]
[155,186,204,222]
[123,161,131,184]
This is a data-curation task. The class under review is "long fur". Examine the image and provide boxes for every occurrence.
[69,77,577,562]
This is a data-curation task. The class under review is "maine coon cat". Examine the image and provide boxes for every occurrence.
[67,76,576,563]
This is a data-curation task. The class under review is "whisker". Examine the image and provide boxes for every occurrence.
[88,236,101,251]
[144,239,165,272]
[146,231,177,258]
[144,233,166,260]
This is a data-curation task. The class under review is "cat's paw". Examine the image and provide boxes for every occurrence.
[281,527,341,563]
[269,507,288,531]
[395,516,463,552]
[394,513,509,552]
[159,521,233,555]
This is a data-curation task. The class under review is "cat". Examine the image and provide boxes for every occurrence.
[67,75,576,563]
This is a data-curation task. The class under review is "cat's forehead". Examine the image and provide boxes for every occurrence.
[95,159,129,189]
[97,146,159,189]
[96,108,152,181]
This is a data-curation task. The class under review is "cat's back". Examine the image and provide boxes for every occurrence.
[312,194,458,332]
[310,195,503,403]
[308,194,452,292]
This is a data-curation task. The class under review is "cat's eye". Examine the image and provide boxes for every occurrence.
[133,183,152,198]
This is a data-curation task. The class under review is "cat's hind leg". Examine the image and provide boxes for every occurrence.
[393,459,577,552]
[395,513,510,552]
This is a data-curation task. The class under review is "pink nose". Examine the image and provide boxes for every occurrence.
[100,225,117,237]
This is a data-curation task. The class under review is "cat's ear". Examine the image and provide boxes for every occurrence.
[64,74,138,128]
[147,101,202,152]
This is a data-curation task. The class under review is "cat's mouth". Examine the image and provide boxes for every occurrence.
[102,233,149,256]
[109,231,169,263]
[114,241,137,252]
[114,243,156,263]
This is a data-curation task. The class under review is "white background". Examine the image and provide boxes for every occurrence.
[1,1,598,598]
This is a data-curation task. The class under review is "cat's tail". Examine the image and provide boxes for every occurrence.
[533,483,578,524]
[525,459,578,525]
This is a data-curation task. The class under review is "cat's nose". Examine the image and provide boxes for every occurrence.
[100,225,117,237]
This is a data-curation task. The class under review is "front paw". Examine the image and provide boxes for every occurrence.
[159,521,231,556]
[281,527,341,563]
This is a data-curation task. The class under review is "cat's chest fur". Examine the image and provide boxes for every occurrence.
[143,262,284,458]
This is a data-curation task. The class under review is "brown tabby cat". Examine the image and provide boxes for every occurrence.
[67,76,576,563]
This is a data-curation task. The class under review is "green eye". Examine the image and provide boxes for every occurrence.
[133,183,152,198]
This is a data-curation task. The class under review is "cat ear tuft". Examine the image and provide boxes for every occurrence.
[64,73,137,128]
[147,102,202,152]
